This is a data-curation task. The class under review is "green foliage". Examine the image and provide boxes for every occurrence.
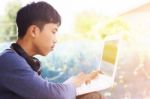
[98,18,129,39]
[5,1,21,23]
[74,11,100,34]
[0,0,21,42]
[74,11,129,41]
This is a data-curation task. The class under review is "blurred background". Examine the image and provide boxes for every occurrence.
[0,0,150,99]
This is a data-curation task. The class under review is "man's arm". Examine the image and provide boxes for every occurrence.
[0,52,76,99]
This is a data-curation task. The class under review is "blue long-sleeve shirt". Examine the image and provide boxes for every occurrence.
[0,49,76,99]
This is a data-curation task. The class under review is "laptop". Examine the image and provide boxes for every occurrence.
[76,37,121,96]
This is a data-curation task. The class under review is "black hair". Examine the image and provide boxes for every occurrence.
[16,1,61,38]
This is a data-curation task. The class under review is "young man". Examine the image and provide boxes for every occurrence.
[0,1,104,99]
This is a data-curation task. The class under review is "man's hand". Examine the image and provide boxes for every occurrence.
[64,70,102,87]
[84,70,100,84]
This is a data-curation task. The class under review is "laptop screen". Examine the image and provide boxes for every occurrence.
[100,39,119,78]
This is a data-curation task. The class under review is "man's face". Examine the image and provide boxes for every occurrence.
[33,23,59,56]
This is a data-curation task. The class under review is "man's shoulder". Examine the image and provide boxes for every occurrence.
[0,49,13,56]
[0,49,27,68]
[0,49,21,61]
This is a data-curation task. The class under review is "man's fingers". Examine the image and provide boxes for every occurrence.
[90,70,100,78]
[76,70,104,85]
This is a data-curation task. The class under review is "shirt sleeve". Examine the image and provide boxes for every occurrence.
[0,51,76,99]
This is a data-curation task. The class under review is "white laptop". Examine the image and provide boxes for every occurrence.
[76,37,121,96]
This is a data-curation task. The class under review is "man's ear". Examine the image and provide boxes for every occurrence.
[28,25,40,38]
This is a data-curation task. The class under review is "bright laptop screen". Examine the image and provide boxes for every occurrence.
[100,39,119,77]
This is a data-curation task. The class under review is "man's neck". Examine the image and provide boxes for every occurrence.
[16,39,36,56]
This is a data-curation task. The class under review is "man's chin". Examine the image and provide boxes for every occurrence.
[39,51,50,56]
[39,48,54,56]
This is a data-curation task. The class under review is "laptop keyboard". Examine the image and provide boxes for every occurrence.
[76,74,114,95]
